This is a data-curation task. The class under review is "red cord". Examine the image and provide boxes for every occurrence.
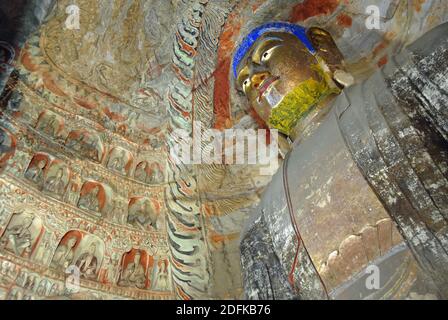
[282,152,329,297]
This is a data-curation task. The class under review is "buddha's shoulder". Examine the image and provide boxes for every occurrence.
[407,21,448,58]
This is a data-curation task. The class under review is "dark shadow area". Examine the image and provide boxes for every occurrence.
[0,0,56,98]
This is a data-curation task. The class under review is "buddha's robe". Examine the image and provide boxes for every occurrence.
[240,22,448,300]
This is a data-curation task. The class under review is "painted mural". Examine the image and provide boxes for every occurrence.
[0,0,447,300]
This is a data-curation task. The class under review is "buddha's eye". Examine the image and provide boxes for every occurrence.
[260,45,280,63]
[242,78,250,94]
[261,51,270,62]
[261,49,273,63]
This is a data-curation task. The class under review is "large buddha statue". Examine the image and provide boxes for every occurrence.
[235,22,448,300]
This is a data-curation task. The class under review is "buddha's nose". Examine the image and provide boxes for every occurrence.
[251,72,270,89]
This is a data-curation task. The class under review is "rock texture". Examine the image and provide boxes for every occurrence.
[0,0,447,300]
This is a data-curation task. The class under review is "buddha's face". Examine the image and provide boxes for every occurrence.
[236,31,337,136]
[67,237,77,248]
[56,169,64,179]
[88,244,96,254]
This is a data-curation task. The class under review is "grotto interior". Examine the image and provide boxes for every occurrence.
[0,0,447,300]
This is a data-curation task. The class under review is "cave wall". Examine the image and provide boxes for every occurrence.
[0,0,447,300]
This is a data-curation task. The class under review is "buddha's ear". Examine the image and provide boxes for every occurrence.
[307,27,345,74]
[307,27,354,88]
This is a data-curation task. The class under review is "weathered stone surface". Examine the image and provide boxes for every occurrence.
[0,0,447,300]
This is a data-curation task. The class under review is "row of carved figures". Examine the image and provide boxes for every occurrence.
[0,211,171,292]
[1,259,64,300]
[21,150,163,230]
[34,110,165,184]
[1,125,163,230]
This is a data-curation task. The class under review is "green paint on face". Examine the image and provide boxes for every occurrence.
[268,66,340,136]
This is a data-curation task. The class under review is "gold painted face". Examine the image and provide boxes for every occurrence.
[236,31,338,136]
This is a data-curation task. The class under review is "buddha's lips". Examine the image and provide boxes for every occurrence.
[258,76,280,99]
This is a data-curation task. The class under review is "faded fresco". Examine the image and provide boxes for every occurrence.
[0,0,447,300]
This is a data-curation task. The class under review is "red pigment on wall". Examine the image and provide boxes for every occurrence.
[212,58,233,130]
[212,2,246,130]
[378,55,388,67]
[414,0,426,12]
[337,13,352,27]
[372,41,390,57]
[290,0,340,22]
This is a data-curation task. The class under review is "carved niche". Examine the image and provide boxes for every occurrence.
[43,160,71,198]
[35,110,65,138]
[0,126,16,174]
[0,211,44,258]
[65,130,104,162]
[78,181,111,216]
[24,153,51,188]
[106,147,133,176]
[117,249,152,290]
[51,230,105,281]
[134,160,165,184]
[151,258,171,292]
[127,197,160,231]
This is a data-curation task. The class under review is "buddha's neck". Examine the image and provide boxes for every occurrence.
[288,93,337,144]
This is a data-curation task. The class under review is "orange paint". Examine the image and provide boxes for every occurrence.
[28,153,50,171]
[150,198,161,213]
[414,0,426,12]
[248,106,271,144]
[290,0,340,22]
[336,13,352,28]
[20,50,39,72]
[168,94,191,119]
[42,72,66,97]
[74,97,98,110]
[212,58,232,129]
[210,232,239,243]
[212,8,243,130]
[118,249,152,289]
[178,179,194,196]
[176,32,197,57]
[172,63,191,84]
[372,41,388,57]
[177,287,192,300]
[252,3,262,12]
[124,156,133,173]
[103,107,128,122]
[202,204,213,216]
[377,55,388,67]
[58,230,83,249]
[0,127,16,166]
[80,181,107,210]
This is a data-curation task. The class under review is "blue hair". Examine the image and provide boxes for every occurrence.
[232,22,315,78]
